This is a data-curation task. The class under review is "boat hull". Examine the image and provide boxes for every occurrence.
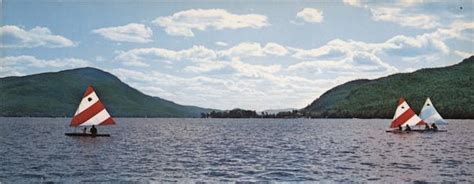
[385,129,447,133]
[65,133,110,137]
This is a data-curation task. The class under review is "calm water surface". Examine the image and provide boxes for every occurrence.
[0,118,473,183]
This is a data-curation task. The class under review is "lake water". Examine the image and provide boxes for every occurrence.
[0,118,473,183]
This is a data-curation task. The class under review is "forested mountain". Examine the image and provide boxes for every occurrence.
[303,56,474,119]
[0,67,213,117]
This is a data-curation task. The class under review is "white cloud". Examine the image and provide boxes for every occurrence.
[296,8,324,23]
[115,45,217,66]
[454,50,473,59]
[383,34,449,57]
[344,1,440,29]
[288,52,398,77]
[110,68,154,82]
[344,0,423,8]
[92,23,153,43]
[0,55,90,77]
[152,9,269,37]
[399,54,440,63]
[230,58,282,78]
[183,61,228,73]
[380,21,474,59]
[291,39,358,60]
[219,42,288,58]
[177,46,218,61]
[0,25,74,48]
[0,66,24,77]
[288,25,470,75]
[439,21,474,41]
[263,43,289,56]
[0,55,90,68]
[343,0,363,7]
[115,42,288,70]
[292,20,474,66]
[399,0,424,6]
[370,7,439,29]
[215,41,228,46]
[219,42,265,58]
[115,42,289,70]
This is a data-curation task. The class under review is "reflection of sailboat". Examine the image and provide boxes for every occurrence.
[420,98,448,125]
[65,85,115,137]
[386,97,427,133]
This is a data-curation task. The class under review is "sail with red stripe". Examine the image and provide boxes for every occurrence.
[70,86,115,127]
[390,97,426,129]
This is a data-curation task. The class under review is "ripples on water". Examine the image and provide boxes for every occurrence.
[0,118,473,183]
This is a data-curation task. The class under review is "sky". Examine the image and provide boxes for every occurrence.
[1,0,473,111]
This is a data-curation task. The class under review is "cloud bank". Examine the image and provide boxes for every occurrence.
[153,9,269,37]
[0,55,90,77]
[92,23,153,43]
[0,25,74,48]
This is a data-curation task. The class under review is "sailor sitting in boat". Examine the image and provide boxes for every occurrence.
[405,125,411,131]
[431,123,438,131]
[90,125,98,135]
[425,124,431,130]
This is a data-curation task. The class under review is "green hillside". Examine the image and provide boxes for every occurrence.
[303,56,474,119]
[0,67,213,117]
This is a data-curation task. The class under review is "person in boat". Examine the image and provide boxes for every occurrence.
[83,127,87,134]
[398,125,402,131]
[405,124,411,131]
[431,123,438,131]
[90,125,97,135]
[425,124,431,130]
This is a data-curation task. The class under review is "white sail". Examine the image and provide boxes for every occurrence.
[420,98,447,125]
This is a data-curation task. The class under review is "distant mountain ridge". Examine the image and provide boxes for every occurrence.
[0,67,213,117]
[261,108,297,115]
[303,56,474,119]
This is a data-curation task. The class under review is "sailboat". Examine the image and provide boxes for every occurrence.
[420,97,448,126]
[65,85,115,137]
[386,97,427,133]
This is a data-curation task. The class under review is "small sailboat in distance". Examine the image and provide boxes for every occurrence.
[420,97,448,125]
[65,85,115,137]
[386,97,427,133]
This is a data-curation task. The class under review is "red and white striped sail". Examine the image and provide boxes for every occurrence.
[70,86,115,127]
[390,97,426,129]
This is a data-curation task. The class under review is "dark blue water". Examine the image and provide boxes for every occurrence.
[0,118,473,183]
